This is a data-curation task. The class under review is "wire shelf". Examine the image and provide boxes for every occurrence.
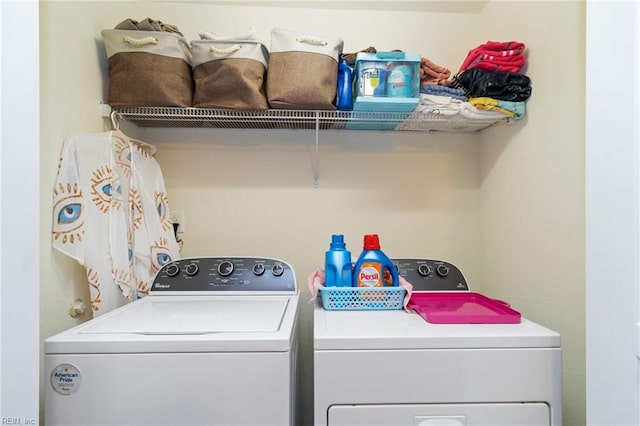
[110,106,508,133]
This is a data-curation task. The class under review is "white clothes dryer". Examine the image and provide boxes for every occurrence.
[46,256,299,426]
[314,258,562,426]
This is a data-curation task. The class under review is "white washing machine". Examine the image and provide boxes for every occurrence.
[314,258,562,426]
[46,256,299,426]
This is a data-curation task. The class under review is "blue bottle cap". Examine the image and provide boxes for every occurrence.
[330,234,346,250]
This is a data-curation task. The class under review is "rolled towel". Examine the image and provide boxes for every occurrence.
[420,57,451,85]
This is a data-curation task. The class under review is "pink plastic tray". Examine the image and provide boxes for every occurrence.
[407,292,521,324]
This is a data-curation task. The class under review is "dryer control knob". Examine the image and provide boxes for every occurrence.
[272,263,284,277]
[185,263,199,276]
[436,264,450,277]
[417,264,431,276]
[165,263,180,277]
[218,261,234,277]
[252,263,265,276]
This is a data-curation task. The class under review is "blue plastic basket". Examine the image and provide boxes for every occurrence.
[319,286,406,310]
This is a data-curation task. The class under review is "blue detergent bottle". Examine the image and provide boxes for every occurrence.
[336,56,353,111]
[324,234,353,287]
[353,234,399,287]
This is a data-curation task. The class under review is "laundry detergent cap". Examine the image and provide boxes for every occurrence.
[330,234,346,250]
[353,233,398,287]
[363,234,381,250]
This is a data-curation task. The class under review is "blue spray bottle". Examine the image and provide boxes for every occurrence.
[324,234,353,287]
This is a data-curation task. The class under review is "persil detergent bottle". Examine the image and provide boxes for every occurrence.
[353,234,399,287]
[324,234,353,287]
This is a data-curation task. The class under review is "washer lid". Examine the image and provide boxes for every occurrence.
[82,297,288,334]
[45,295,299,354]
[313,302,560,350]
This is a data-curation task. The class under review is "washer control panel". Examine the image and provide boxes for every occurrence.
[151,257,296,293]
[393,258,469,291]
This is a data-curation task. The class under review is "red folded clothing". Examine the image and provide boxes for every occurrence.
[458,41,526,73]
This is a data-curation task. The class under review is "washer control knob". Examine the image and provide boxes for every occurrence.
[436,264,450,277]
[218,261,234,277]
[417,264,431,277]
[252,263,266,276]
[185,263,199,276]
[272,263,284,277]
[165,263,180,277]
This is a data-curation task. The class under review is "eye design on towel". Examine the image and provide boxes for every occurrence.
[114,138,132,178]
[131,143,151,158]
[52,182,84,244]
[157,252,172,266]
[91,166,122,213]
[150,237,173,272]
[101,183,122,197]
[112,268,133,300]
[137,280,150,298]
[58,203,81,224]
[127,235,135,268]
[155,192,173,232]
[129,189,143,230]
[86,268,101,312]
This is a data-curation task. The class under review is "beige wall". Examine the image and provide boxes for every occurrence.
[39,1,585,425]
[477,2,586,425]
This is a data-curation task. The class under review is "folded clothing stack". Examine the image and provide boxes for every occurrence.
[452,40,530,120]
[457,40,526,74]
[454,68,531,102]
[420,85,467,102]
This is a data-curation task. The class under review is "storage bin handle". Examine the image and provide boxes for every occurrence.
[296,36,328,47]
[122,36,159,47]
[209,44,242,56]
[376,51,406,60]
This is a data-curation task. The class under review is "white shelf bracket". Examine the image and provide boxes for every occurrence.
[312,113,320,188]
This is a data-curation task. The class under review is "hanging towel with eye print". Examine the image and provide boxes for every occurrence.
[52,131,179,316]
